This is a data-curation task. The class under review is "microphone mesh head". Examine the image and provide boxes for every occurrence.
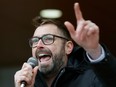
[27,57,38,68]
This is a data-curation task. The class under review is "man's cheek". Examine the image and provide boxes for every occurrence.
[32,49,36,57]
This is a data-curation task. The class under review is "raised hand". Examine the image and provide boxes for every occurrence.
[64,3,101,59]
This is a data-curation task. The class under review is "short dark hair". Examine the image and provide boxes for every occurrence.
[32,16,72,40]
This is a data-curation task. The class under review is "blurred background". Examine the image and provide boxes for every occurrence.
[0,0,116,86]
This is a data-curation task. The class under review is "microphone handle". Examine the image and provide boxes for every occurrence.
[20,81,26,87]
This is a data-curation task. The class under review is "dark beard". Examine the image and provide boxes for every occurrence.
[40,44,67,78]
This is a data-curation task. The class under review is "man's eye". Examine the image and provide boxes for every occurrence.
[44,37,53,41]
[32,38,39,43]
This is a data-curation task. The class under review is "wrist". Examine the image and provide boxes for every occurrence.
[86,44,102,60]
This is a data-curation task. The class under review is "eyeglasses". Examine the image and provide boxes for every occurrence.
[29,34,69,48]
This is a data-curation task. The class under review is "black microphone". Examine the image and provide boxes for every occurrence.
[20,57,38,87]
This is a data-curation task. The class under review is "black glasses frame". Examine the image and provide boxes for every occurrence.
[29,34,69,48]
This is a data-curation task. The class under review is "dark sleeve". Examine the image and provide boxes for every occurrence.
[86,45,116,87]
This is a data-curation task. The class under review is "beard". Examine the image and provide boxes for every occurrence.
[37,45,67,77]
[41,51,66,76]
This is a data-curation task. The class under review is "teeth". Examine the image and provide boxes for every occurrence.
[39,54,46,57]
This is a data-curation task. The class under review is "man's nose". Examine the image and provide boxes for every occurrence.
[36,39,45,48]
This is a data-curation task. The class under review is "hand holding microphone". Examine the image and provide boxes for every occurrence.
[14,57,38,87]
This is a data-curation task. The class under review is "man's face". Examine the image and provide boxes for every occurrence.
[32,24,69,75]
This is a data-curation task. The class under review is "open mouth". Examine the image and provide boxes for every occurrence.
[35,48,52,64]
[37,53,52,63]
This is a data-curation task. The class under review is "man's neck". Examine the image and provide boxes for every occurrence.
[44,73,57,87]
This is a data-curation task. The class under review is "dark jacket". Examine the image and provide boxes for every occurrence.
[34,45,116,87]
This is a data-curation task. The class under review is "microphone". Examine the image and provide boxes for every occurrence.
[20,57,38,87]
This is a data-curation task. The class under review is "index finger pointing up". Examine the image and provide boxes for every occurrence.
[74,3,84,22]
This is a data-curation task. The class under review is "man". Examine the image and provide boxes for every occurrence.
[14,2,116,87]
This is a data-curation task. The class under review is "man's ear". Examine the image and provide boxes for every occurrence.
[65,41,74,55]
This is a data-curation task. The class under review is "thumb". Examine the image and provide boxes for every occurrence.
[31,66,39,85]
[33,66,39,79]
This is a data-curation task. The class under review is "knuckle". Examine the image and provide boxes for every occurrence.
[86,20,91,23]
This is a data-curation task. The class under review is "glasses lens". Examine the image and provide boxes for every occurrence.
[42,35,54,44]
[30,37,39,47]
[29,34,56,47]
